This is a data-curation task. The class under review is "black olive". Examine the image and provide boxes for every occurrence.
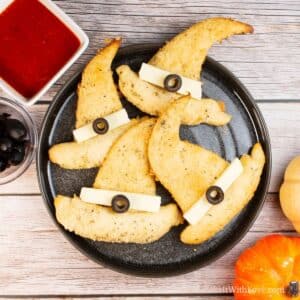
[10,149,25,166]
[0,113,10,120]
[0,120,6,137]
[163,74,182,92]
[0,137,13,152]
[0,150,10,160]
[206,186,224,205]
[93,118,109,135]
[111,195,130,213]
[0,157,8,172]
[286,281,299,297]
[13,140,26,154]
[6,119,27,141]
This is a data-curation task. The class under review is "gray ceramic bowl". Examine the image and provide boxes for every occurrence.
[37,44,271,277]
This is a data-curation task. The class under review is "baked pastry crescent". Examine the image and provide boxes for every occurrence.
[148,96,231,212]
[55,194,182,244]
[76,38,122,128]
[55,118,183,243]
[180,143,265,244]
[148,96,265,244]
[49,39,132,169]
[117,18,253,116]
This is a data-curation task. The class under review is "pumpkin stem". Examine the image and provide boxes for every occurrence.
[285,281,299,297]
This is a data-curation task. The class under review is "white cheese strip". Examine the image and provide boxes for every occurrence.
[73,109,130,143]
[80,187,161,213]
[139,63,202,99]
[183,158,243,225]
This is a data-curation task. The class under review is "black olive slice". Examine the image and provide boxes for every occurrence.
[92,118,109,135]
[0,120,6,137]
[163,74,182,92]
[0,113,10,120]
[111,195,130,213]
[10,149,25,166]
[0,137,13,152]
[206,186,224,205]
[0,157,8,172]
[286,281,299,297]
[6,119,27,141]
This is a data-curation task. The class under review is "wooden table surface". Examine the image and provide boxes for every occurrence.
[1,0,300,298]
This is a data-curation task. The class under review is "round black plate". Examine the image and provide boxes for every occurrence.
[37,44,271,277]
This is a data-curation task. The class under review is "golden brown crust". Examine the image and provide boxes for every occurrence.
[48,121,135,169]
[55,195,183,243]
[49,39,127,170]
[148,96,231,213]
[117,65,182,116]
[76,38,122,128]
[149,18,253,80]
[117,18,252,116]
[93,118,157,195]
[54,118,184,243]
[180,143,265,244]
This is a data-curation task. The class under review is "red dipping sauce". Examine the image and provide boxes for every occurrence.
[0,0,81,99]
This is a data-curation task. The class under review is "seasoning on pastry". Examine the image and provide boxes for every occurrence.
[49,39,132,169]
[118,18,253,116]
[184,158,243,225]
[139,63,201,98]
[55,118,183,243]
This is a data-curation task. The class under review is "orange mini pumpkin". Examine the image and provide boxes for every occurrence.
[234,235,300,299]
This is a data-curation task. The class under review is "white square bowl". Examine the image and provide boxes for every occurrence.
[0,0,89,105]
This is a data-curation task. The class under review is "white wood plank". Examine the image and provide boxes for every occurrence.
[259,102,300,192]
[0,102,299,194]
[0,194,295,296]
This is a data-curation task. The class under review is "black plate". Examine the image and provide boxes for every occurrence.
[37,44,271,277]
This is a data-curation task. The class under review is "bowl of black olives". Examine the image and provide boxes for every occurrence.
[0,97,38,184]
